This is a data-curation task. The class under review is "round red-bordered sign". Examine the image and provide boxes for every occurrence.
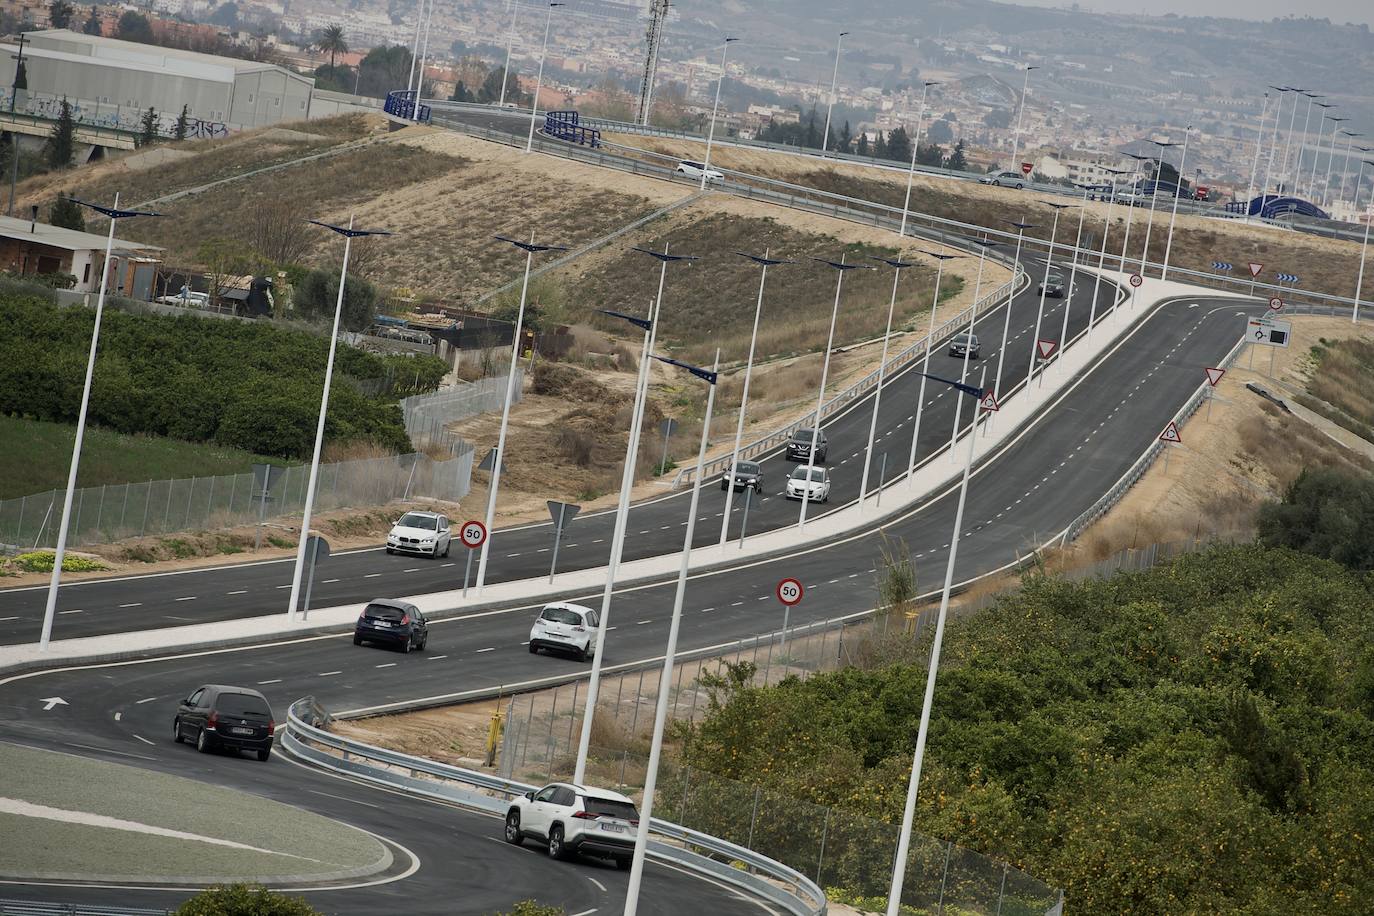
[776,577,804,606]
[1129,274,1144,288]
[1268,296,1284,311]
[459,520,487,549]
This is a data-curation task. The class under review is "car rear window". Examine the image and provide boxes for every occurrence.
[585,797,639,820]
[540,607,582,625]
[216,693,271,717]
[365,603,406,620]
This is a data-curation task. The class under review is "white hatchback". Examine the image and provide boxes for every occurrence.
[529,602,599,660]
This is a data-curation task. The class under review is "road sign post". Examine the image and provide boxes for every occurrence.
[776,577,803,653]
[658,418,679,476]
[300,535,330,621]
[737,483,756,549]
[1248,261,1263,295]
[251,463,284,550]
[1204,367,1225,420]
[459,520,487,597]
[1159,421,1182,473]
[1129,273,1143,288]
[1269,296,1284,311]
[546,500,581,583]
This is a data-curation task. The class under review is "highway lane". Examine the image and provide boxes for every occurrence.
[0,296,1259,910]
[0,257,1117,645]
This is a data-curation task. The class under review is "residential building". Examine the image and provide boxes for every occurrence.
[0,213,163,298]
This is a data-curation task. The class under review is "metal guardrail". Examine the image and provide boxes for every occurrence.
[0,902,170,916]
[384,89,432,124]
[281,698,827,916]
[670,269,1022,487]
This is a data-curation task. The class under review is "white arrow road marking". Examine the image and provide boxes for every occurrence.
[0,798,341,863]
[39,697,67,711]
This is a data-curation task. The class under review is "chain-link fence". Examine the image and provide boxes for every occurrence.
[0,447,473,551]
[401,370,521,452]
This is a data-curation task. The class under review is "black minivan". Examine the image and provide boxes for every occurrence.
[174,685,275,761]
[354,598,429,652]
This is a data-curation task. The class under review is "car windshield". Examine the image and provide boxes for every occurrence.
[954,334,975,344]
[736,462,761,475]
[216,693,271,717]
[790,467,826,481]
[1047,274,1063,283]
[540,607,583,625]
[792,429,816,441]
[584,797,639,820]
[398,513,437,530]
[364,603,406,620]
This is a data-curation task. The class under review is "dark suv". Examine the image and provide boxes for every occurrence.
[720,460,763,491]
[1038,272,1065,297]
[174,685,275,761]
[354,598,429,652]
[786,428,828,462]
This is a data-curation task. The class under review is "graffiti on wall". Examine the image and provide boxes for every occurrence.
[0,90,230,140]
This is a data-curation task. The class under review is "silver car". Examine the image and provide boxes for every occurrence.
[980,169,1027,189]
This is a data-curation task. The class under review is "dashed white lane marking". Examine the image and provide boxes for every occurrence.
[375,663,397,669]
[506,553,521,557]
[637,619,652,625]
[113,712,121,721]
[363,573,381,578]
[403,568,421,573]
[119,602,141,608]
[322,578,340,584]
[730,600,744,606]
[275,584,291,589]
[428,654,448,659]
[586,876,608,894]
[309,789,382,810]
[0,615,18,621]
[226,589,247,595]
[441,562,455,568]
[257,679,281,685]
[174,596,196,602]
[135,697,157,704]
[701,607,714,613]
[318,671,341,677]
[133,735,155,746]
[475,647,496,653]
[58,609,83,615]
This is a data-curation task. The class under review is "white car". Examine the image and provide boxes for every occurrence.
[156,289,211,307]
[675,159,723,182]
[529,602,599,660]
[385,510,452,557]
[786,466,831,503]
[504,781,639,868]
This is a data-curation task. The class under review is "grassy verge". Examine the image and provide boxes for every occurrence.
[0,415,287,501]
[1300,337,1374,442]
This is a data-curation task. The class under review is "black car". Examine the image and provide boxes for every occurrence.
[174,685,275,761]
[949,332,981,359]
[354,598,429,652]
[1038,272,1065,298]
[720,460,763,491]
[786,429,828,462]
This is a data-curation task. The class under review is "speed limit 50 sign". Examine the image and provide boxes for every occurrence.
[459,520,488,549]
[776,578,804,606]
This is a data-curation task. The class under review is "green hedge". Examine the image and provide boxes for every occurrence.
[0,294,447,459]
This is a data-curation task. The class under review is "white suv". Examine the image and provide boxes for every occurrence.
[529,602,598,660]
[385,511,451,557]
[675,159,723,182]
[504,782,639,868]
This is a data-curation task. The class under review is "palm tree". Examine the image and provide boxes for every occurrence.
[315,24,348,71]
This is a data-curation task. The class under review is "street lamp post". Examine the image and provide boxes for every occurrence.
[622,352,721,916]
[860,253,916,511]
[37,195,159,650]
[1085,169,1124,341]
[1308,104,1336,200]
[884,365,989,916]
[571,302,656,785]
[6,32,29,216]
[473,234,569,594]
[1009,64,1039,171]
[906,250,961,476]
[412,0,435,123]
[1354,159,1374,324]
[819,31,850,156]
[1293,92,1320,196]
[1278,88,1307,195]
[403,0,426,104]
[285,217,392,623]
[719,251,789,547]
[1160,126,1192,281]
[1259,86,1292,205]
[524,2,564,154]
[498,0,521,108]
[1139,138,1179,279]
[1054,186,1090,373]
[1321,119,1350,209]
[700,37,739,191]
[1242,92,1272,218]
[1119,154,1150,274]
[1027,203,1071,389]
[947,240,996,459]
[799,256,871,530]
[897,81,939,238]
[1336,133,1366,213]
[992,219,1035,411]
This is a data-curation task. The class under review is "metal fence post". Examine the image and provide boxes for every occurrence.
[681,764,691,823]
[746,785,761,849]
[995,864,1008,915]
[613,673,625,728]
[185,476,196,528]
[567,680,580,750]
[936,839,954,914]
[630,668,646,734]
[94,484,106,537]
[546,685,558,757]
[163,479,173,531]
[73,487,85,544]
[815,806,831,884]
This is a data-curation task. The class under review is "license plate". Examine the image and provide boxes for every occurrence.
[601,823,626,833]
[231,727,254,735]
[374,621,391,627]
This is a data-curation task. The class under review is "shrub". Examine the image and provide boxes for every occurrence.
[1256,467,1374,570]
[174,883,322,915]
[486,902,564,916]
[9,551,107,573]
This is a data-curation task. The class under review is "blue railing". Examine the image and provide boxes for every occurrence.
[384,90,431,124]
[544,110,600,148]
[1226,194,1329,221]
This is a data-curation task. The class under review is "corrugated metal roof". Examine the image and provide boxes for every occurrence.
[0,214,163,253]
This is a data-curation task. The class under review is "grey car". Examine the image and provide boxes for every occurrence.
[786,429,828,462]
[980,170,1026,189]
[720,460,763,491]
[1038,272,1065,297]
[949,332,981,359]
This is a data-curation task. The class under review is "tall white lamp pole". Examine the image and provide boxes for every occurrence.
[1354,159,1374,325]
[38,195,159,650]
[700,37,739,191]
[906,250,960,476]
[859,253,915,511]
[1160,126,1192,281]
[524,1,564,153]
[498,0,521,107]
[992,219,1034,411]
[1008,64,1039,170]
[1026,203,1070,389]
[819,30,849,155]
[1242,92,1271,219]
[897,80,939,238]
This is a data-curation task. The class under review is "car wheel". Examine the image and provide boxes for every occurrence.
[548,824,569,860]
[386,547,394,554]
[418,633,428,651]
[615,856,631,870]
[256,747,271,762]
[173,718,183,743]
[401,635,412,654]
[196,728,212,754]
[441,540,450,558]
[529,642,539,654]
[353,635,363,646]
[1015,183,1024,190]
[579,642,592,662]
[505,810,524,846]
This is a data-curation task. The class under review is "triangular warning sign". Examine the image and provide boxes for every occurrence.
[980,391,1000,412]
[1204,367,1225,387]
[1036,338,1058,360]
[1159,421,1182,444]
[1248,262,1264,277]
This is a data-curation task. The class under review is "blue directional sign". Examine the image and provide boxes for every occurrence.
[1276,272,1300,283]
[1212,261,1233,271]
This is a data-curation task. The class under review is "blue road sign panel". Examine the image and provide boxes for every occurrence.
[1212,261,1233,271]
[1276,273,1300,283]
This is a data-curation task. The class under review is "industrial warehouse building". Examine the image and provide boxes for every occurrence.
[0,29,313,131]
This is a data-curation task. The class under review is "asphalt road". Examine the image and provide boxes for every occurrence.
[0,255,1115,646]
[0,295,1263,911]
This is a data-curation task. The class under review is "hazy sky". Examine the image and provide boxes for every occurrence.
[1012,0,1373,27]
